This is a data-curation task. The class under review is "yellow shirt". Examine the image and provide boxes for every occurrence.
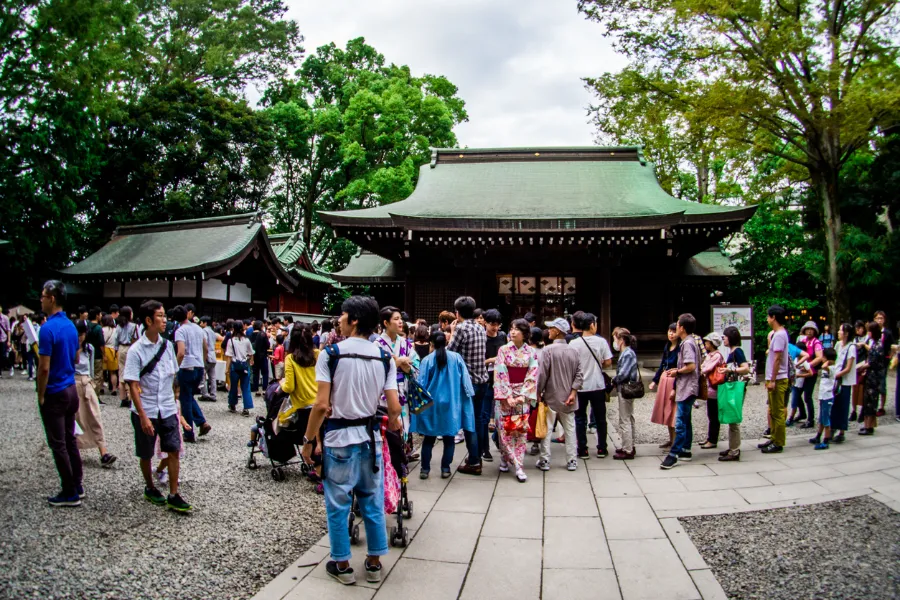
[280,351,319,411]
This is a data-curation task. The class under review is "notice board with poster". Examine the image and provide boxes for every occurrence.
[711,305,754,361]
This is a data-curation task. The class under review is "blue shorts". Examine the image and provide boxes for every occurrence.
[818,400,833,427]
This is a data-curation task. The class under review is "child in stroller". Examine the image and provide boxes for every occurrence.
[247,381,319,482]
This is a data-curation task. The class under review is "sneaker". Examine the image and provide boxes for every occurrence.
[454,432,465,444]
[364,560,383,583]
[419,470,430,480]
[719,449,731,456]
[100,453,117,468]
[800,421,815,429]
[482,450,494,462]
[315,482,324,494]
[660,455,678,470]
[536,459,551,471]
[677,451,692,462]
[757,440,774,449]
[8,368,14,377]
[326,561,356,585]
[76,485,85,499]
[246,440,256,448]
[441,469,451,479]
[761,444,784,454]
[228,405,237,413]
[785,417,796,427]
[587,424,596,434]
[199,423,212,437]
[859,428,874,436]
[718,450,741,462]
[47,492,81,507]
[27,376,35,382]
[566,459,578,471]
[143,486,166,506]
[498,458,510,473]
[762,428,771,438]
[876,408,886,417]
[552,436,565,444]
[814,442,829,450]
[577,450,590,460]
[849,410,858,422]
[530,442,540,456]
[166,493,193,513]
[241,409,250,417]
[515,468,527,482]
[597,448,609,458]
[613,449,635,460]
[457,462,482,476]
[155,470,169,486]
[808,436,821,444]
[119,399,131,408]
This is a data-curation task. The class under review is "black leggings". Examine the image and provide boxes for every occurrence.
[706,398,719,443]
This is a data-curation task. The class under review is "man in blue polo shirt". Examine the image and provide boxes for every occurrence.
[37,280,83,507]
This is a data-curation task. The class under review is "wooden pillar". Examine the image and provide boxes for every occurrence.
[404,268,415,318]
[599,265,611,340]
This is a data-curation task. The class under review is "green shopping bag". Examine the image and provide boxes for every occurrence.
[717,381,746,424]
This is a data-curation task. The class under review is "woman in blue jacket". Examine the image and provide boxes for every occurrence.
[410,331,475,479]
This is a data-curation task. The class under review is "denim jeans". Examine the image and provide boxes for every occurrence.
[25,349,35,379]
[178,367,206,432]
[324,442,389,562]
[229,361,253,409]
[575,389,608,453]
[670,396,696,457]
[463,382,491,464]
[421,436,456,473]
[251,358,269,392]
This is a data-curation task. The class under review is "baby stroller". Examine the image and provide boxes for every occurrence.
[246,381,308,481]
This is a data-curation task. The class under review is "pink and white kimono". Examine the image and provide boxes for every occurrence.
[493,342,539,471]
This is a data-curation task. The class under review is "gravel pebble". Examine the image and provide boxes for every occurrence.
[679,496,900,599]
[0,376,326,600]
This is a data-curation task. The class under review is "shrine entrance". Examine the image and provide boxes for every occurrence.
[496,274,577,324]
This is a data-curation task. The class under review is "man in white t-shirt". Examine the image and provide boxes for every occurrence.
[198,316,220,401]
[173,305,210,442]
[302,296,401,587]
[569,312,613,459]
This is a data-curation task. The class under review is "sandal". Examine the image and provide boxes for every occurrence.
[700,441,717,449]
[658,441,672,449]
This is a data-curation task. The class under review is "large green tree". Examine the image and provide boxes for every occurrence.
[261,38,468,270]
[578,0,900,325]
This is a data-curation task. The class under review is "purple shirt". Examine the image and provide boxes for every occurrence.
[675,336,699,402]
[766,328,789,381]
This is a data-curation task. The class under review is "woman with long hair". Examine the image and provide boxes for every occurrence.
[717,326,751,461]
[114,306,138,406]
[858,321,886,435]
[851,320,870,422]
[612,328,639,460]
[74,322,116,467]
[649,323,679,449]
[494,318,539,482]
[226,321,254,416]
[411,331,475,478]
[279,324,322,488]
[830,322,857,443]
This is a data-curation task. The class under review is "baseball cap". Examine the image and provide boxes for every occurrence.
[545,318,570,334]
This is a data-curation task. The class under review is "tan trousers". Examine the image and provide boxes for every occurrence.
[539,407,577,463]
[728,423,741,451]
[617,397,636,453]
[75,374,106,450]
[92,359,104,394]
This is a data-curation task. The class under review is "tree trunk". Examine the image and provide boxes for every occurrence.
[813,167,850,329]
[302,198,313,250]
[696,150,709,202]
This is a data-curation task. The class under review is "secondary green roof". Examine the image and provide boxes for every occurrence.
[321,147,755,231]
[683,249,736,277]
[64,213,297,290]
[331,251,402,283]
[269,232,337,287]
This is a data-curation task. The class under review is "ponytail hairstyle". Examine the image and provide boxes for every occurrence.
[232,322,244,338]
[617,327,637,350]
[430,330,448,370]
[290,323,316,368]
[117,305,133,328]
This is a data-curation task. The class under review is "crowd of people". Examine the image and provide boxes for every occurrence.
[14,281,899,586]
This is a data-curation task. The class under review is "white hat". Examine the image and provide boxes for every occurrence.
[545,318,570,334]
[703,331,723,348]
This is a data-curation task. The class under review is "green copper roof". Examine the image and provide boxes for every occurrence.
[63,213,297,289]
[683,249,736,277]
[269,232,337,286]
[331,251,402,283]
[321,147,754,231]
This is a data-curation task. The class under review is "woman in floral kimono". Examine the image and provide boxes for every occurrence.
[494,318,539,482]
[858,321,886,436]
[376,306,420,467]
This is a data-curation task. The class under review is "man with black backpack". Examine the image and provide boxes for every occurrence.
[124,300,192,513]
[301,296,401,586]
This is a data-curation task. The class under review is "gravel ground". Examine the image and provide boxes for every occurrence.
[598,368,899,447]
[679,496,900,600]
[0,373,326,600]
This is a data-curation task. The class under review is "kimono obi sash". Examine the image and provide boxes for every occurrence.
[507,366,528,385]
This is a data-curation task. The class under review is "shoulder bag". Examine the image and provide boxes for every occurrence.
[140,339,170,378]
[832,345,848,396]
[620,355,645,399]
[581,337,613,398]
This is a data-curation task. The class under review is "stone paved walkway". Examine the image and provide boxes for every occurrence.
[253,421,900,600]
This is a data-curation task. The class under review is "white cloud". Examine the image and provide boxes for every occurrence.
[282,0,629,147]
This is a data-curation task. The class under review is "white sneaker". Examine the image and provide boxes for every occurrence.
[536,459,550,471]
[454,431,465,444]
[516,468,527,482]
[499,458,509,473]
[9,368,14,377]
[567,460,578,471]
[155,471,169,486]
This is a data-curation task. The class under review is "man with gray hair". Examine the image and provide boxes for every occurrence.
[537,318,584,471]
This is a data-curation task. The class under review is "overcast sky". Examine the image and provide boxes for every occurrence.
[282,0,629,148]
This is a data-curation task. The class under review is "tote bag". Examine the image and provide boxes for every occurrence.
[717,381,746,424]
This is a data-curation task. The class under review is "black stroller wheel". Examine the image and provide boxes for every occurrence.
[390,525,400,547]
[400,527,409,547]
[404,500,414,519]
[247,459,258,470]
[271,468,285,481]
[350,524,360,545]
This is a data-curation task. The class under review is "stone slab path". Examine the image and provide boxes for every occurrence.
[253,422,900,600]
